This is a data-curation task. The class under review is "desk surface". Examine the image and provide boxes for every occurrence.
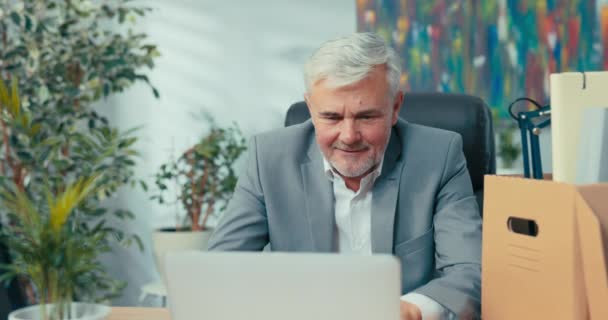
[108,307,170,320]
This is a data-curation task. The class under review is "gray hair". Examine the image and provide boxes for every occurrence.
[304,32,401,96]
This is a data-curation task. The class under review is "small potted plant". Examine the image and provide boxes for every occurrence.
[498,125,522,171]
[492,110,522,174]
[0,175,114,320]
[151,122,247,279]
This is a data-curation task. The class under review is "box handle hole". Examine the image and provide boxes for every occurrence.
[507,217,539,237]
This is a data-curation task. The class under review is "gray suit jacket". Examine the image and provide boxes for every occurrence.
[208,119,482,317]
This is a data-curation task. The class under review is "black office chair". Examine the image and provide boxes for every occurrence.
[284,92,496,215]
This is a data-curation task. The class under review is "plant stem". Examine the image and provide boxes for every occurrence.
[0,120,25,191]
[196,162,210,230]
[200,200,214,232]
[15,165,25,192]
[0,22,6,176]
[186,150,201,231]
[0,120,8,176]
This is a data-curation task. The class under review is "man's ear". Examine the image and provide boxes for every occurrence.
[304,94,311,111]
[392,90,404,125]
[304,94,316,126]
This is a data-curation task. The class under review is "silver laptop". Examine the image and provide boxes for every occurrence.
[164,251,401,320]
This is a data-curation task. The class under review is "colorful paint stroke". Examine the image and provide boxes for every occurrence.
[357,0,608,118]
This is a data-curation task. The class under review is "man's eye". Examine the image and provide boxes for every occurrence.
[359,115,376,120]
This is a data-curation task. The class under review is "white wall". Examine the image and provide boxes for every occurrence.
[95,0,355,306]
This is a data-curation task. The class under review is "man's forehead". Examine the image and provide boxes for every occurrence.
[309,88,387,105]
[314,103,386,114]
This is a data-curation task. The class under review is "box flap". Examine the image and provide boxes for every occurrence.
[576,185,608,319]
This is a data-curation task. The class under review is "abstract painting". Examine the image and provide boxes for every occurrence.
[357,0,608,118]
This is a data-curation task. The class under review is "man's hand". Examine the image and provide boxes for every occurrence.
[400,300,422,320]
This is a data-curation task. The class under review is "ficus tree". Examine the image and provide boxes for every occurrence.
[0,0,159,303]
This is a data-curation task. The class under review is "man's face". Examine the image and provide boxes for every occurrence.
[305,66,403,178]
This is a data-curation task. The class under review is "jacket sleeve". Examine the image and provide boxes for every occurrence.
[414,134,482,319]
[207,136,269,251]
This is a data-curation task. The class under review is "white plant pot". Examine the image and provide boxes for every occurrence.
[152,229,213,283]
[8,302,110,320]
[496,166,523,175]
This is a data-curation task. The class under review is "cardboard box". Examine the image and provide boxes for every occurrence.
[575,185,608,319]
[482,175,608,319]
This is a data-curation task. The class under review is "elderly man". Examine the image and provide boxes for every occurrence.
[208,32,482,320]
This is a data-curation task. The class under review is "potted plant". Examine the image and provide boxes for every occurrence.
[0,0,159,306]
[150,122,247,279]
[497,125,522,171]
[0,175,113,320]
[491,110,522,174]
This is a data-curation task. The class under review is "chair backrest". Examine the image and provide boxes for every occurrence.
[284,93,496,215]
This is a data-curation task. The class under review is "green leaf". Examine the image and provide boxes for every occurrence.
[114,209,135,220]
[0,80,8,109]
[25,15,33,31]
[10,77,20,117]
[40,137,62,147]
[132,235,144,252]
[10,12,21,26]
[4,45,28,61]
[53,159,71,170]
[7,133,23,149]
[124,149,140,157]
[49,175,101,232]
[103,83,110,97]
[118,137,137,149]
[66,87,79,97]
[37,147,52,163]
[89,208,107,217]
[5,63,22,71]
[16,151,33,162]
[118,8,127,24]
[29,123,42,136]
[0,269,17,285]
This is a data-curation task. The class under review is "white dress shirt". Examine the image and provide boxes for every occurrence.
[323,158,450,320]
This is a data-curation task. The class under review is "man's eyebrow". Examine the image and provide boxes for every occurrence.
[318,111,342,117]
[316,108,383,117]
[354,109,383,116]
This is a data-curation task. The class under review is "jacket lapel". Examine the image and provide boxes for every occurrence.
[301,137,335,252]
[371,127,404,254]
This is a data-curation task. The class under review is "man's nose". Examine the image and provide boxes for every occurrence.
[339,119,360,145]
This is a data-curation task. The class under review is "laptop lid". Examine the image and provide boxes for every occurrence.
[164,251,400,320]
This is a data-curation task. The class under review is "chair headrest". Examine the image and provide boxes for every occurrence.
[284,93,496,191]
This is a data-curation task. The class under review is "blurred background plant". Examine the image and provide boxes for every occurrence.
[0,0,159,304]
[492,109,521,169]
[152,120,247,232]
[0,176,105,319]
[497,124,521,169]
